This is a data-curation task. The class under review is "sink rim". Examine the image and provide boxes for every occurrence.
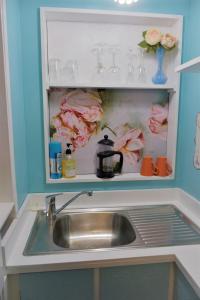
[23,205,200,256]
[23,207,144,256]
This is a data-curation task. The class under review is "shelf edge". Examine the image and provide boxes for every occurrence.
[176,56,200,73]
[46,173,175,184]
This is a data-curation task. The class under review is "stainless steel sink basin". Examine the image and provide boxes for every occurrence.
[23,205,200,256]
[53,212,136,250]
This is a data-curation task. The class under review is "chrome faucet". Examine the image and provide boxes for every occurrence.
[45,191,93,223]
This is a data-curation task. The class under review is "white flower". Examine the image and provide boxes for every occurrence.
[161,33,177,50]
[145,29,162,46]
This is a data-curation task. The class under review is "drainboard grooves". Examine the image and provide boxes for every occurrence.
[131,207,175,215]
[131,212,175,217]
[133,216,178,220]
[138,228,194,234]
[140,229,196,236]
[137,224,189,229]
[133,219,183,225]
[142,232,198,239]
[127,205,200,247]
[133,216,179,222]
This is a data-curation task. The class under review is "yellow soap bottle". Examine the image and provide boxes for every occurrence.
[62,143,76,178]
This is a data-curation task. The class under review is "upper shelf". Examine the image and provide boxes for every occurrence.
[43,8,182,93]
[48,82,175,91]
[175,57,200,73]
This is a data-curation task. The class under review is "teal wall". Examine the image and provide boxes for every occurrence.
[8,0,200,207]
[176,0,200,199]
[6,0,190,206]
[6,0,28,208]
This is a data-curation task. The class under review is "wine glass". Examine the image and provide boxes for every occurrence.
[92,43,106,75]
[127,48,136,84]
[109,45,120,74]
[108,45,121,83]
[48,58,61,82]
[61,60,79,83]
[137,48,147,83]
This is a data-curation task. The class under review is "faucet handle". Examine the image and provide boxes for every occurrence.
[45,193,63,200]
[45,193,63,216]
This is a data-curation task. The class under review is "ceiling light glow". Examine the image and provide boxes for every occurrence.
[114,0,138,4]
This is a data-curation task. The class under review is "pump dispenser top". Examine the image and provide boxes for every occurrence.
[62,143,76,178]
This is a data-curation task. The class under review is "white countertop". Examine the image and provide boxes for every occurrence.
[2,188,200,297]
[0,202,14,231]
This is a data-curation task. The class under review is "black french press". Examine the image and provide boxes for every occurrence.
[96,135,123,179]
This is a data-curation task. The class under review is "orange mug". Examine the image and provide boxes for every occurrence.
[140,156,156,176]
[155,156,172,177]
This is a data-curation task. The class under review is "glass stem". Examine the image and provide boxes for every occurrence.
[112,53,116,68]
[97,52,101,68]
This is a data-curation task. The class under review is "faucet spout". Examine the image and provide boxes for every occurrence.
[45,191,93,224]
[55,191,93,215]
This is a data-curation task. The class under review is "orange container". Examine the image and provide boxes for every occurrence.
[155,156,172,177]
[140,156,155,176]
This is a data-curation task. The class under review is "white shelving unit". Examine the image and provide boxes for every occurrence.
[40,8,183,184]
[176,56,200,73]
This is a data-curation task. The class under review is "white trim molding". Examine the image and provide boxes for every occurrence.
[0,0,17,210]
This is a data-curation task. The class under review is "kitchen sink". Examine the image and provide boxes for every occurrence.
[53,212,136,250]
[24,205,200,256]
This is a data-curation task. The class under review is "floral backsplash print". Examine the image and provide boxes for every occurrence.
[51,89,103,150]
[49,88,169,174]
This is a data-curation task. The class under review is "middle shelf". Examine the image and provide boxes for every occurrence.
[48,173,174,184]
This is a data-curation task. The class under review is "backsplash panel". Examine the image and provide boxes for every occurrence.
[49,88,169,174]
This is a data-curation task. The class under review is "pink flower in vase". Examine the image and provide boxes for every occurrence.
[148,104,168,140]
[161,33,177,50]
[114,125,145,165]
[145,28,162,46]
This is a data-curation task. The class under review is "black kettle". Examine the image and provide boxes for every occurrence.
[96,135,123,179]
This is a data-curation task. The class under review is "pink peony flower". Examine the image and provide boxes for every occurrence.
[151,104,168,123]
[114,125,144,165]
[145,29,162,46]
[148,104,168,139]
[60,111,92,149]
[61,89,103,122]
[51,89,103,151]
[161,33,177,50]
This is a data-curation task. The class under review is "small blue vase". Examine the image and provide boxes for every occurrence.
[152,47,167,85]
